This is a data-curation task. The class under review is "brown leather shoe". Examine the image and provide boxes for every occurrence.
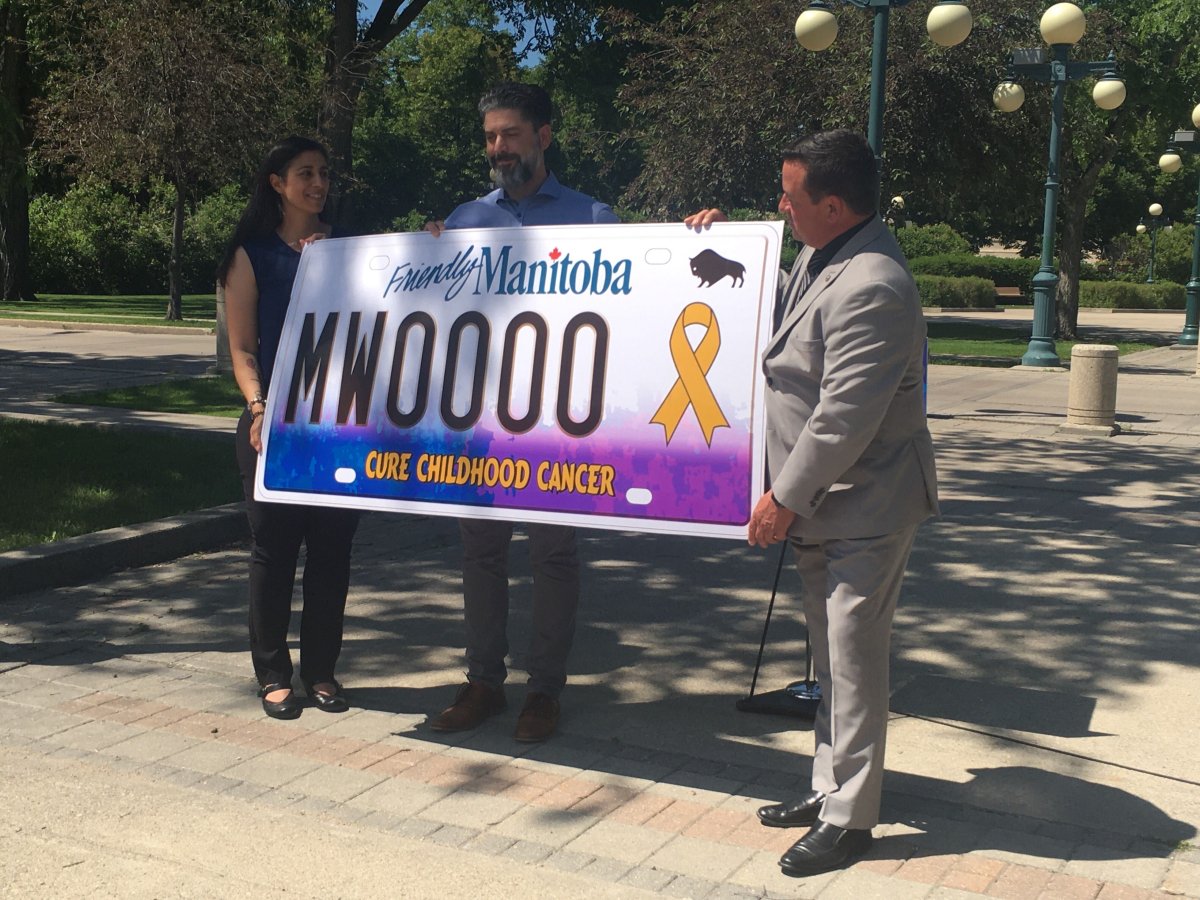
[514,692,559,742]
[430,681,506,732]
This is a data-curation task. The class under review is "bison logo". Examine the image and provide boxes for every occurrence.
[689,249,746,288]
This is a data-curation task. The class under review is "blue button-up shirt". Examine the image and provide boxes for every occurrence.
[443,172,619,229]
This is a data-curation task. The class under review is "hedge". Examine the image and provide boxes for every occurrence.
[1078,280,1185,309]
[909,253,1100,288]
[910,254,1037,288]
[914,275,996,308]
[911,274,1183,309]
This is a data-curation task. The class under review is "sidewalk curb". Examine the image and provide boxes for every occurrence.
[0,317,213,335]
[0,502,247,598]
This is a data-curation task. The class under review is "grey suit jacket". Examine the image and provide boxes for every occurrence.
[764,216,938,541]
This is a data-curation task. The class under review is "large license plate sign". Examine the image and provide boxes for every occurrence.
[257,222,782,539]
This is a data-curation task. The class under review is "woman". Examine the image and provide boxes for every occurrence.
[218,136,359,719]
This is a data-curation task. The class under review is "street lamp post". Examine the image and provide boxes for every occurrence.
[993,2,1126,368]
[1158,104,1200,346]
[1136,203,1168,284]
[885,194,905,234]
[794,0,974,179]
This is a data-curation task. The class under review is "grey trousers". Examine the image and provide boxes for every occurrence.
[791,524,919,830]
[458,518,580,698]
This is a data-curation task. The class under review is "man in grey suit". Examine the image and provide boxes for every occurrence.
[686,129,938,877]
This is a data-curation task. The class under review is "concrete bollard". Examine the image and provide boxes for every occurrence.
[1065,344,1119,435]
[209,280,232,375]
[1195,340,1200,378]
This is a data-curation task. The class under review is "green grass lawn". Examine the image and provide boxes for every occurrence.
[56,376,245,418]
[0,293,216,326]
[926,322,1158,362]
[17,322,1162,551]
[0,419,241,552]
[51,324,1164,420]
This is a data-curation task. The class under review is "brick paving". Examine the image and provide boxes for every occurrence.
[0,641,1195,897]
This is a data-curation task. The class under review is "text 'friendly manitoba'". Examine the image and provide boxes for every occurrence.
[384,244,634,302]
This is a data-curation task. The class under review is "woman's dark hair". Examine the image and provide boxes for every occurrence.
[216,135,329,286]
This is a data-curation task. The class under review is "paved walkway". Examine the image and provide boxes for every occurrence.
[2,316,1200,899]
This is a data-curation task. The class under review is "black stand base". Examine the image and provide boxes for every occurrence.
[739,546,822,720]
[736,680,821,719]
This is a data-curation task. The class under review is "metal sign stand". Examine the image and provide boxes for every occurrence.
[736,543,822,719]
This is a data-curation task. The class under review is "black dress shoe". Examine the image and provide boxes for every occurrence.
[779,820,873,877]
[304,679,349,713]
[259,683,303,720]
[758,790,826,828]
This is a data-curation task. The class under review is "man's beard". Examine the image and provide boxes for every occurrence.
[489,150,539,192]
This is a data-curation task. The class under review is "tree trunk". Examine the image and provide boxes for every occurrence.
[1056,126,1124,339]
[166,178,184,321]
[317,0,434,224]
[0,0,36,302]
[1056,193,1086,340]
[318,0,359,177]
[0,164,34,302]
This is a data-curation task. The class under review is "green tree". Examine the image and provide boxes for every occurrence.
[523,2,693,209]
[318,1,666,222]
[615,0,1200,338]
[350,0,682,226]
[1048,0,1200,336]
[352,0,519,229]
[36,0,304,318]
[0,0,43,301]
[613,0,1048,227]
[317,0,436,222]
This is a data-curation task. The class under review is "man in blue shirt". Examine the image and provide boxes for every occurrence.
[426,82,617,743]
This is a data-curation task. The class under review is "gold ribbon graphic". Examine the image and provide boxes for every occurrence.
[650,302,730,446]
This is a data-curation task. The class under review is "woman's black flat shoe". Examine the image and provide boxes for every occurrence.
[259,683,303,720]
[304,679,349,713]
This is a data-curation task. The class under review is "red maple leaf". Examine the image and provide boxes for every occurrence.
[549,247,562,261]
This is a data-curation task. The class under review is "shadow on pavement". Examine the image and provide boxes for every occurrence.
[2,430,1199,852]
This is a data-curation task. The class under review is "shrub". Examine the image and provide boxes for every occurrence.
[390,209,431,233]
[914,275,996,308]
[895,223,970,259]
[183,184,246,292]
[1078,280,1185,309]
[610,206,651,224]
[1113,224,1195,285]
[776,240,800,270]
[29,179,168,293]
[30,179,245,295]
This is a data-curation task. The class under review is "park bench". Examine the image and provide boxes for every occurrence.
[995,286,1026,305]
